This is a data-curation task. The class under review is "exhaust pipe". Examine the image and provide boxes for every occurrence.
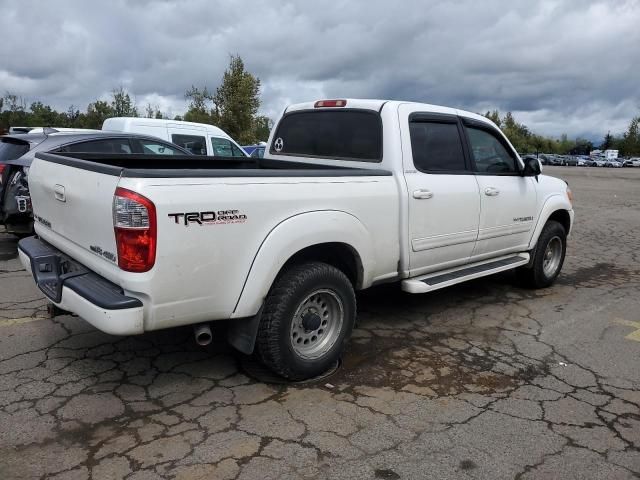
[194,323,213,346]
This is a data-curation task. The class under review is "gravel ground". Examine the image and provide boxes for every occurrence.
[0,166,639,479]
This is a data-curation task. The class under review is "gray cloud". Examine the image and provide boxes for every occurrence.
[1,0,639,140]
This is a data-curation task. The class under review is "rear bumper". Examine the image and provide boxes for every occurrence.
[18,236,144,335]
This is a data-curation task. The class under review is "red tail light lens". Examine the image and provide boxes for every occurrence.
[0,164,6,174]
[113,187,156,272]
[314,99,347,108]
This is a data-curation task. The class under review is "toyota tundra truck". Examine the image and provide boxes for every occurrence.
[18,99,574,380]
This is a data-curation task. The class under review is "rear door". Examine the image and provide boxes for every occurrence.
[399,105,481,276]
[462,120,537,258]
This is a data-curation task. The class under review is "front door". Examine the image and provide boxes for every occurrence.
[399,106,481,276]
[463,122,537,258]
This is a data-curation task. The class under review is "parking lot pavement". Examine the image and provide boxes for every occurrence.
[0,167,639,480]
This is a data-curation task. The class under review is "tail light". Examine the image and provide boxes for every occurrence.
[113,187,156,272]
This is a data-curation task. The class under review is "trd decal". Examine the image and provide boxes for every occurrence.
[168,210,248,226]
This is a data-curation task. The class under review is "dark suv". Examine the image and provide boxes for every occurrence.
[0,130,190,235]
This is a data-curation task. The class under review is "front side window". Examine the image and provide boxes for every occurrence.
[211,138,245,157]
[172,134,206,155]
[409,121,466,172]
[466,127,518,174]
[271,110,382,161]
[58,138,132,154]
[136,139,185,155]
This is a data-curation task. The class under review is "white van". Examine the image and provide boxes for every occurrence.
[102,117,247,157]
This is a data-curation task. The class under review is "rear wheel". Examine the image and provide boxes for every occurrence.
[256,262,356,380]
[517,220,566,288]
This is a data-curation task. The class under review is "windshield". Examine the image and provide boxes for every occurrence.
[271,110,382,162]
[0,138,30,162]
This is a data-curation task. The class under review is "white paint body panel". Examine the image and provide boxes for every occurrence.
[27,99,573,336]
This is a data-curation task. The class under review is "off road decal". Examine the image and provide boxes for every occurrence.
[168,210,247,226]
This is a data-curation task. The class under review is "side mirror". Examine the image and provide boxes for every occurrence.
[522,157,541,180]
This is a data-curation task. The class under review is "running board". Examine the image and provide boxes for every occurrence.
[401,253,530,294]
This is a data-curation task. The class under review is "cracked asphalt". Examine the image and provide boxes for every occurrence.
[1,166,639,480]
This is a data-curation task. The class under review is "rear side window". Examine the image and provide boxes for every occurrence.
[409,122,466,172]
[172,134,206,155]
[211,137,245,157]
[0,139,30,161]
[271,110,382,162]
[58,139,132,154]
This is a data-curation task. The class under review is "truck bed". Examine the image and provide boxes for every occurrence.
[36,152,393,178]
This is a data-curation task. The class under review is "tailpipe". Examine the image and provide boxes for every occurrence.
[194,323,213,346]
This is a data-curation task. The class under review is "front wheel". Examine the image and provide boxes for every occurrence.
[256,262,356,380]
[517,220,567,288]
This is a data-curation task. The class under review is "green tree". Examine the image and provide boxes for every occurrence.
[84,100,114,129]
[484,110,502,128]
[184,86,213,124]
[621,117,639,156]
[254,115,273,142]
[212,55,261,144]
[601,131,614,150]
[110,87,138,117]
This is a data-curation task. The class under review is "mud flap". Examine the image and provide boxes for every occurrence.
[226,307,263,355]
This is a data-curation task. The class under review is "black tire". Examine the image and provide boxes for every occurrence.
[256,262,356,380]
[517,220,566,288]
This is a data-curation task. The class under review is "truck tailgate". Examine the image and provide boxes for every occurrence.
[29,156,121,275]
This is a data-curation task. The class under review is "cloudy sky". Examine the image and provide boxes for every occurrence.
[1,0,639,141]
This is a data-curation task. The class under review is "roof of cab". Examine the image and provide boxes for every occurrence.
[102,117,231,139]
[284,99,496,129]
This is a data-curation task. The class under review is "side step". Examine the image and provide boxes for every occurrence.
[401,253,530,294]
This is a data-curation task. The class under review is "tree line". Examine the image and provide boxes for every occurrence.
[484,110,640,157]
[0,55,270,144]
[2,52,638,154]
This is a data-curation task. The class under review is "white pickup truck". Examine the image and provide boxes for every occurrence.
[19,99,573,380]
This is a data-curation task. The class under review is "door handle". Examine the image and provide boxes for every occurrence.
[413,189,434,200]
[484,187,500,196]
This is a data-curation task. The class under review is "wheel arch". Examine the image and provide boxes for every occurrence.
[231,210,374,320]
[528,194,573,250]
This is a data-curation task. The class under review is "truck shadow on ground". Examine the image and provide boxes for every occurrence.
[0,231,19,261]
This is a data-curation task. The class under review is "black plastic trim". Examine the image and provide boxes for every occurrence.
[18,236,143,310]
[34,152,392,178]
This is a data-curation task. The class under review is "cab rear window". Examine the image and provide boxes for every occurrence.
[271,110,382,162]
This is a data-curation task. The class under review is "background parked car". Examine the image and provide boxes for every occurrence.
[622,158,640,167]
[0,130,190,236]
[102,117,247,157]
[242,142,267,158]
[591,158,606,167]
[604,159,622,168]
